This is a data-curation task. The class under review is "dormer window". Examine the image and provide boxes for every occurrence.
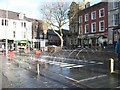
[19,13,25,19]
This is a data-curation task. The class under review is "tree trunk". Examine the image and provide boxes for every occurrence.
[60,38,63,48]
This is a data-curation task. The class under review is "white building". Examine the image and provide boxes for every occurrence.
[0,9,32,50]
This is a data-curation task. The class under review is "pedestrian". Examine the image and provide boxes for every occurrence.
[35,50,42,59]
[88,39,92,48]
[115,38,120,70]
[8,50,15,60]
[103,41,107,49]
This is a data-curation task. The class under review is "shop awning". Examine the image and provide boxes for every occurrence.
[17,40,31,44]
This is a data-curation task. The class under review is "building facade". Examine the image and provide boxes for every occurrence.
[47,29,69,46]
[68,1,79,48]
[32,20,48,50]
[0,9,48,51]
[0,9,32,50]
[68,1,108,48]
[107,0,120,44]
[68,0,94,48]
[78,2,108,47]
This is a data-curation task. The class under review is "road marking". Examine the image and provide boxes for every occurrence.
[97,62,104,65]
[59,74,79,82]
[116,86,120,88]
[78,75,107,82]
[72,65,84,68]
[54,62,61,65]
[60,64,76,67]
[89,61,96,64]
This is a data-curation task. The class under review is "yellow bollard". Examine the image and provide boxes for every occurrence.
[110,58,114,73]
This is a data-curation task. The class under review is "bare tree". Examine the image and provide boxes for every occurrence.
[40,2,78,47]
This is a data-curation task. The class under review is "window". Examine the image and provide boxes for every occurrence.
[21,22,26,28]
[5,20,8,26]
[24,22,26,27]
[79,25,82,35]
[85,13,89,22]
[91,22,96,33]
[85,24,89,33]
[13,22,16,28]
[112,13,119,25]
[1,19,8,26]
[79,16,82,23]
[70,39,72,45]
[99,20,104,32]
[91,11,96,20]
[24,32,26,38]
[13,31,15,38]
[2,19,4,26]
[74,38,77,45]
[99,8,104,18]
[113,0,119,9]
[21,22,23,27]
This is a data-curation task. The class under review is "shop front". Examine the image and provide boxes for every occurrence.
[15,40,31,50]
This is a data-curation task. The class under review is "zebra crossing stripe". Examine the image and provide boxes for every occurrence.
[89,61,96,64]
[60,64,76,67]
[97,62,104,65]
[72,65,84,68]
[66,64,84,69]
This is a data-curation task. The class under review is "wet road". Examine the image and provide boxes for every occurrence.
[1,51,120,88]
[38,54,120,88]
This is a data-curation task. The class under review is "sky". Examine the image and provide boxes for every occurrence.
[0,0,101,29]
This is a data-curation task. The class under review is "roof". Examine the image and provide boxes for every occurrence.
[79,2,108,14]
[0,9,41,22]
[48,29,69,35]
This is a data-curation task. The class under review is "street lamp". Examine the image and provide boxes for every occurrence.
[5,9,8,57]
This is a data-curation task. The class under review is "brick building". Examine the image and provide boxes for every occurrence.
[78,2,108,47]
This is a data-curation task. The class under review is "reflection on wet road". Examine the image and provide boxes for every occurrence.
[38,55,120,88]
[1,53,120,88]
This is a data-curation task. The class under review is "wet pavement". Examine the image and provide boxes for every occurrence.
[1,50,120,89]
[1,55,81,88]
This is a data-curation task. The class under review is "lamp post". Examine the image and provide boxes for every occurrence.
[5,9,8,57]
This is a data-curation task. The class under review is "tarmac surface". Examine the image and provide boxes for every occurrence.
[1,48,120,89]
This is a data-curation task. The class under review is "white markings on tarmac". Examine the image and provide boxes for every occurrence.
[72,65,84,68]
[34,55,104,69]
[78,75,107,82]
[97,62,104,65]
[59,74,79,82]
[60,64,76,67]
[116,86,120,88]
[58,74,108,86]
[89,61,96,64]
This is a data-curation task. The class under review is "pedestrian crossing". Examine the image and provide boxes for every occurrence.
[35,56,104,69]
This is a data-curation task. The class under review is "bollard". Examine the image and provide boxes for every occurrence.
[110,58,114,73]
[37,64,40,75]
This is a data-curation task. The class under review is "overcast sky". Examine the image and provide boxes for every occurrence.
[0,0,101,29]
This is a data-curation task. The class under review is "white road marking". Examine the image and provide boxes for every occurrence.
[72,65,84,68]
[53,62,61,65]
[97,62,104,65]
[60,64,76,67]
[78,75,107,82]
[116,86,120,88]
[89,61,96,64]
[59,74,79,82]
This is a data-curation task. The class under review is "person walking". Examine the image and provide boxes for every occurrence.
[115,38,120,70]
